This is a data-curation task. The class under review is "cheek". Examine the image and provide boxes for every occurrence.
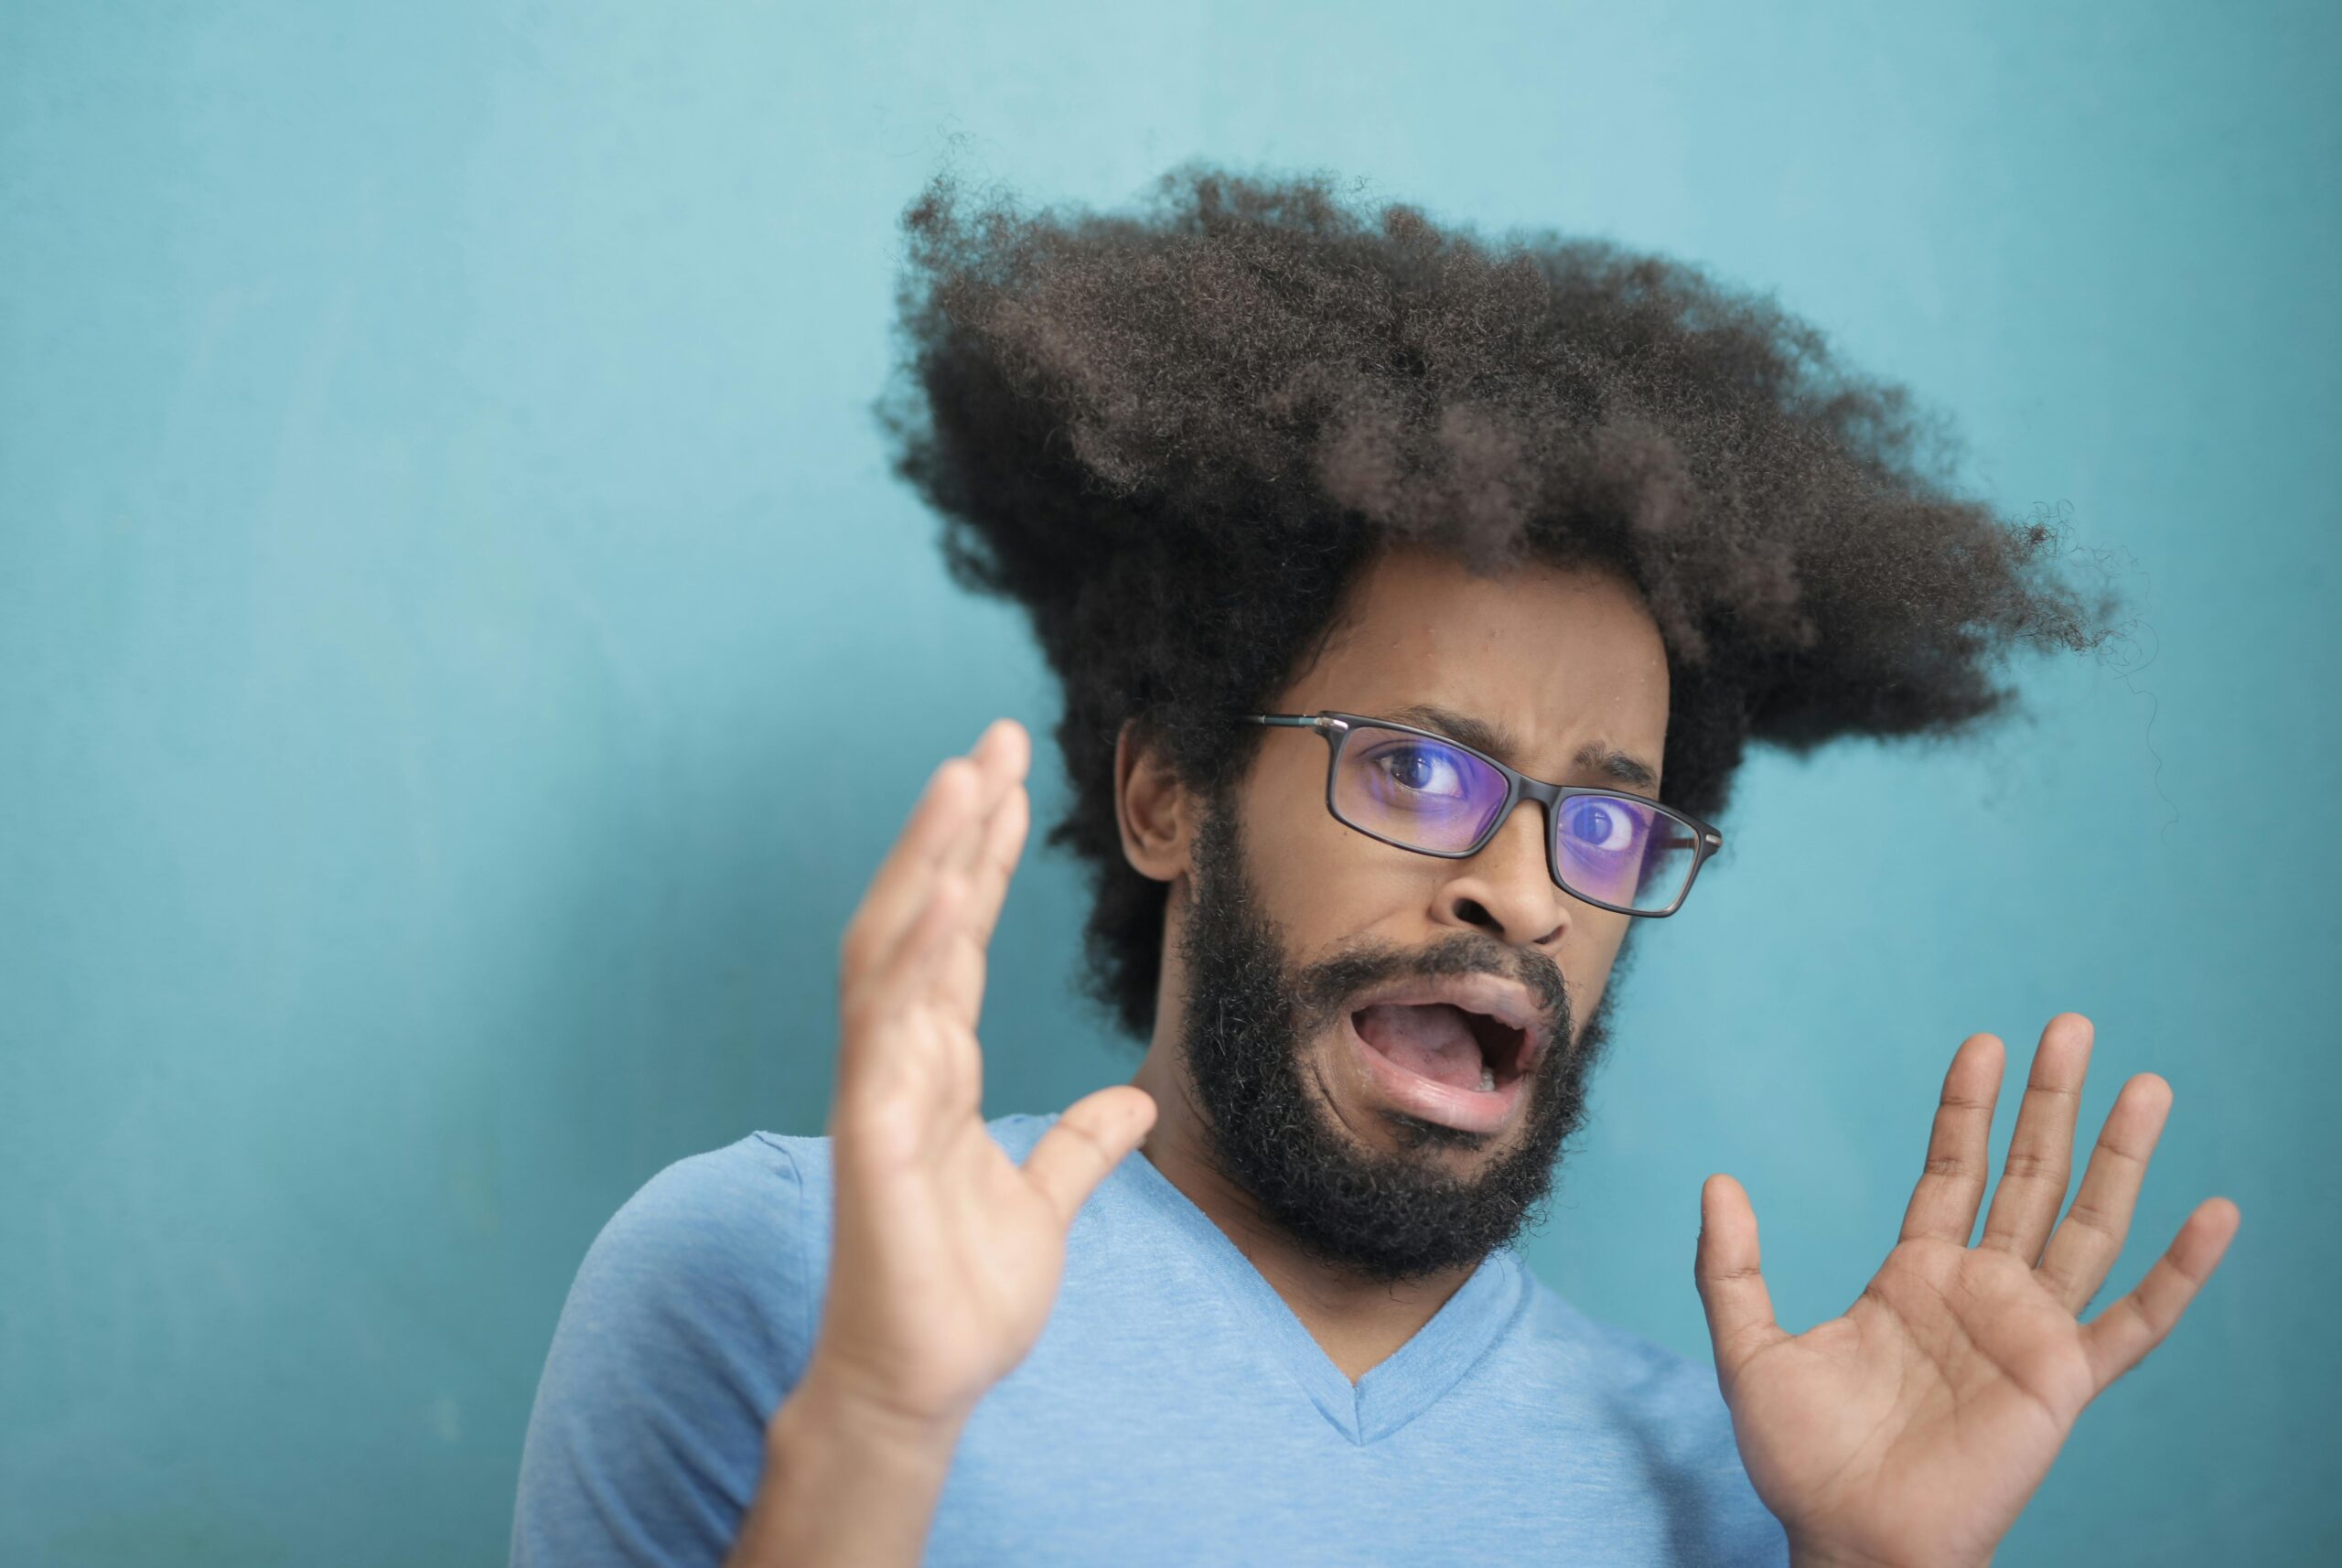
[1580,913,1630,965]
[1559,916,1631,1014]
[1234,773,1419,940]
[1236,746,1344,868]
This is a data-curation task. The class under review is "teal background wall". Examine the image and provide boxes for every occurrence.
[5,3,2334,1563]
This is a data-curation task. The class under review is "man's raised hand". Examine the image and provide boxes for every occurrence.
[1692,1014,2240,1568]
[806,717,1157,1436]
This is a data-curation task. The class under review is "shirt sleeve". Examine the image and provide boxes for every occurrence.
[510,1134,821,1568]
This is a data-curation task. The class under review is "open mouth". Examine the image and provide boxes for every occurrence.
[1352,1003,1529,1092]
[1343,997,1535,1135]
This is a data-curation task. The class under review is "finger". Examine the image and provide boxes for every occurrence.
[2035,1072,2173,1315]
[1022,1086,1158,1229]
[843,725,1028,1128]
[2080,1197,2240,1393]
[963,769,1032,952]
[930,718,1028,885]
[1979,1013,2095,1262]
[1897,1033,2006,1246]
[917,779,1030,1114]
[840,721,1025,985]
[836,868,972,1110]
[841,757,984,988]
[932,780,1032,1027]
[1694,1174,1789,1388]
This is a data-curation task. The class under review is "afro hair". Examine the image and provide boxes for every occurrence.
[877,162,2113,1040]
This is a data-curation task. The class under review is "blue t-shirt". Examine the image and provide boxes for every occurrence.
[512,1112,1789,1566]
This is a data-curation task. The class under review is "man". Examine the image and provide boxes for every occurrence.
[511,166,2238,1567]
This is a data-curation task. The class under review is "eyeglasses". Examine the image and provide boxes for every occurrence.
[1239,711,1724,917]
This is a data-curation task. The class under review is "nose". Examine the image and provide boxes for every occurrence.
[1432,796,1570,950]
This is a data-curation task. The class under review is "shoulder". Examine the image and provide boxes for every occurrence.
[610,1113,1053,1281]
[1509,1270,1742,1452]
[618,1131,811,1236]
[1501,1266,1788,1564]
[580,1114,1056,1356]
[513,1135,824,1565]
[589,1133,813,1290]
[1517,1272,1727,1410]
[741,1111,1054,1204]
[551,1133,826,1383]
[512,1113,1092,1567]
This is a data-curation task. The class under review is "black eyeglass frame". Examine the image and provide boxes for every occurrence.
[1240,711,1725,918]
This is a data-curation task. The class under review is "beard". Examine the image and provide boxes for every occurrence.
[1172,793,1618,1287]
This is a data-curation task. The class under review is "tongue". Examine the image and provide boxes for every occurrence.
[1353,1003,1487,1090]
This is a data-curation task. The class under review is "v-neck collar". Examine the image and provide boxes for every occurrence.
[1113,1133,1528,1446]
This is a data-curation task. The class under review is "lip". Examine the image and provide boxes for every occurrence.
[1336,972,1555,1137]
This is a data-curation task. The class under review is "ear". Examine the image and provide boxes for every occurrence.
[1114,720,1194,884]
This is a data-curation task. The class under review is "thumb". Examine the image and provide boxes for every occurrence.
[1023,1085,1158,1229]
[1695,1173,1788,1386]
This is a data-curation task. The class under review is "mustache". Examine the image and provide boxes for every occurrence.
[1287,929,1571,1050]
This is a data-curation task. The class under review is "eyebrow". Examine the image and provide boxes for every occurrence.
[1383,703,1661,793]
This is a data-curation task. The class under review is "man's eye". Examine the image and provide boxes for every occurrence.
[1377,746,1466,796]
[1564,799,1646,853]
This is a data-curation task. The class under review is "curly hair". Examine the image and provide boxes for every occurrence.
[876,162,2113,1041]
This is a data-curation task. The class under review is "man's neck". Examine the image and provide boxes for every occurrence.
[1126,1044,1477,1385]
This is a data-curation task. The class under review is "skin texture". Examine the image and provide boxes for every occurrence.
[736,546,2238,1568]
[1696,1018,2240,1568]
[729,718,1158,1568]
[1121,545,1668,1375]
[1162,795,1622,1287]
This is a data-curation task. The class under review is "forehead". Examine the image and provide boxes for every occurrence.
[1279,546,1671,776]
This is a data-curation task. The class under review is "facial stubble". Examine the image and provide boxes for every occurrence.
[1173,797,1617,1286]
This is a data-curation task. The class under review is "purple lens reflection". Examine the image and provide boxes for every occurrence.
[1556,793,1696,911]
[1328,724,1701,911]
[1332,729,1509,852]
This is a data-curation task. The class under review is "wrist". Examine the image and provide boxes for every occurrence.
[724,1359,972,1568]
[768,1354,972,1475]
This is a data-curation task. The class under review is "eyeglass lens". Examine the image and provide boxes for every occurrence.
[1331,725,1698,912]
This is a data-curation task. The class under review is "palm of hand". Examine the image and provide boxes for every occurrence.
[827,1025,1067,1421]
[1696,1017,2239,1568]
[818,721,1156,1429]
[1726,1235,2091,1568]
